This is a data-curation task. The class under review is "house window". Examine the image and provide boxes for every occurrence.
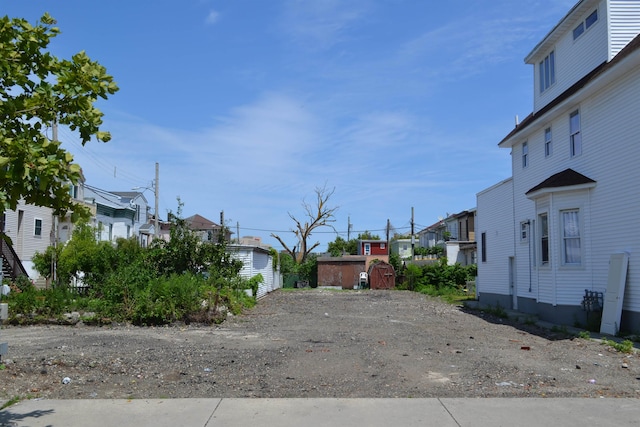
[539,213,549,265]
[585,10,598,29]
[481,232,487,262]
[562,210,581,265]
[539,51,555,93]
[69,184,79,199]
[34,218,42,236]
[544,127,552,157]
[520,221,529,242]
[570,110,581,157]
[522,142,529,168]
[364,243,371,255]
[573,22,585,39]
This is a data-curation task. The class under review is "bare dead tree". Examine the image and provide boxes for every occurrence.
[271,185,338,264]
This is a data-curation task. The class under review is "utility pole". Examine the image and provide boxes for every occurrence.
[154,162,160,238]
[236,221,240,244]
[52,120,58,286]
[386,219,390,254]
[220,210,225,242]
[411,207,415,261]
[347,216,352,241]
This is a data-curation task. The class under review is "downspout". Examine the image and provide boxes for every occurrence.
[550,193,556,307]
[526,220,532,293]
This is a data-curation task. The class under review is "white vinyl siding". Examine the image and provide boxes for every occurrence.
[531,1,608,114]
[229,246,281,299]
[2,203,53,281]
[609,1,640,57]
[476,178,514,296]
[485,0,640,319]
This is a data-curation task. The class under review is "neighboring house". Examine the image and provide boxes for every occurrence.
[110,191,152,246]
[357,239,388,257]
[84,185,140,243]
[228,244,281,298]
[477,0,640,330]
[390,239,413,259]
[445,209,477,266]
[1,179,94,284]
[417,220,445,249]
[1,202,52,282]
[184,214,232,243]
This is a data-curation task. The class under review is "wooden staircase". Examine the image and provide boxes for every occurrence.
[0,233,29,280]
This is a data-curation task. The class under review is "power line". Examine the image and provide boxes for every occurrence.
[239,226,411,235]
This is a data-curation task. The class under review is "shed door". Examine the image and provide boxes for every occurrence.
[373,265,393,289]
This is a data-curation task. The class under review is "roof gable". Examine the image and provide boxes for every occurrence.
[526,168,596,198]
[185,214,220,230]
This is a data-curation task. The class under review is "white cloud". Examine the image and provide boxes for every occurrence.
[206,9,220,25]
[280,0,370,50]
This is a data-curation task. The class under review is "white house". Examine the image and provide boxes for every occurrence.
[477,0,640,331]
[390,238,413,259]
[83,185,142,243]
[1,179,95,285]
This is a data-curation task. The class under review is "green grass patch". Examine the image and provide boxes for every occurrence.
[1,395,23,410]
[577,330,591,340]
[602,338,634,353]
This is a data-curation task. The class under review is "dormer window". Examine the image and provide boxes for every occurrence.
[573,9,598,40]
[586,10,598,29]
[539,51,555,93]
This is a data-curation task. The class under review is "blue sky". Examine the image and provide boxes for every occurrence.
[4,0,576,251]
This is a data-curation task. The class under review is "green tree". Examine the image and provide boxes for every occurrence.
[145,200,242,278]
[327,236,350,256]
[0,13,118,217]
[327,231,380,256]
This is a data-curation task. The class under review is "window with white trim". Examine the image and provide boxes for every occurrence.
[539,213,549,265]
[520,221,529,243]
[364,243,371,255]
[539,51,555,93]
[574,9,598,40]
[561,209,581,265]
[522,142,529,168]
[570,110,581,157]
[544,127,552,157]
[34,218,42,236]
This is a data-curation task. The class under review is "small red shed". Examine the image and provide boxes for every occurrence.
[368,261,395,289]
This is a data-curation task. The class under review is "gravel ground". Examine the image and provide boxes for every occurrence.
[1,289,639,400]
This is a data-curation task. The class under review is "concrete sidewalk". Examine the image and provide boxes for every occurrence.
[1,398,639,426]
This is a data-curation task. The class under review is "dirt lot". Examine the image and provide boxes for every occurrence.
[1,289,639,400]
